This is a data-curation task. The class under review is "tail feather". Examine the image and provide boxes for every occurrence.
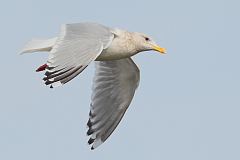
[20,37,57,54]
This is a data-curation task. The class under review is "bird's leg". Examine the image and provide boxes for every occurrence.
[36,64,48,72]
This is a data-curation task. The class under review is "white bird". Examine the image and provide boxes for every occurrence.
[21,22,166,150]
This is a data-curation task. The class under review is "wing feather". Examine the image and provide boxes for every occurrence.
[87,58,140,149]
[43,23,114,87]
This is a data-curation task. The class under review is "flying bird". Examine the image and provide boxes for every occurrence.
[21,23,166,150]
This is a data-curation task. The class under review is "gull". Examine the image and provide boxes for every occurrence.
[21,22,166,150]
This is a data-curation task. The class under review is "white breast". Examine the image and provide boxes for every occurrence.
[96,30,138,61]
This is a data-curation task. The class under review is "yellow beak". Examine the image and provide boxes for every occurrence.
[153,45,167,54]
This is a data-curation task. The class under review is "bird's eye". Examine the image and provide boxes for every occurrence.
[145,37,150,41]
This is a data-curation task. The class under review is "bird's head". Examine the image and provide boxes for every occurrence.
[132,32,166,54]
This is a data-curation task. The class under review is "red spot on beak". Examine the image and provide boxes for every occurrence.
[36,64,48,72]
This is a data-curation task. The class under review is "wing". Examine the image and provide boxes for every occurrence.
[87,58,140,150]
[43,23,114,88]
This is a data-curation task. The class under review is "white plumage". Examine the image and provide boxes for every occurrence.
[21,22,166,150]
[21,37,57,53]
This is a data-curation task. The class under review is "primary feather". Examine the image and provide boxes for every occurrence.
[88,58,140,149]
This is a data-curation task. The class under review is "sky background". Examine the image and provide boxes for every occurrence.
[0,0,240,159]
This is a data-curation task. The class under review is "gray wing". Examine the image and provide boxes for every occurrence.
[43,23,114,88]
[87,58,140,150]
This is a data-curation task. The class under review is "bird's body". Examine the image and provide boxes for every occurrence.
[97,29,138,61]
[21,22,166,150]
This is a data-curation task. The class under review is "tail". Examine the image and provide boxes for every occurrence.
[20,37,58,54]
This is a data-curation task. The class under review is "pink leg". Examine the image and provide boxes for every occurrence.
[36,64,48,72]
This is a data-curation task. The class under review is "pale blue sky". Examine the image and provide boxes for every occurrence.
[0,0,240,160]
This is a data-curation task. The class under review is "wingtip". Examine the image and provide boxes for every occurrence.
[88,138,95,145]
[87,128,94,136]
[91,139,103,150]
